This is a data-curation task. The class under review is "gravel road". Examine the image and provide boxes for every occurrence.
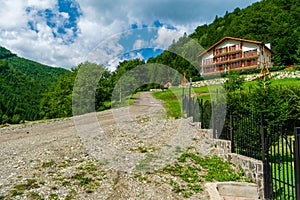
[0,92,214,199]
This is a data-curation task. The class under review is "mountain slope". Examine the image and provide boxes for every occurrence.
[0,47,67,123]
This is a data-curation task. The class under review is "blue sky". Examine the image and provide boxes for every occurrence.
[0,0,259,70]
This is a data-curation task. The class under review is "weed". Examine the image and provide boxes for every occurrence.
[27,191,44,200]
[77,161,98,171]
[49,193,59,200]
[182,191,193,198]
[41,159,56,168]
[163,151,246,198]
[187,183,203,192]
[12,179,39,195]
[62,180,71,186]
[58,161,70,168]
[69,188,77,194]
[133,173,149,182]
[39,180,45,185]
[65,195,72,200]
[72,172,92,186]
[10,189,23,196]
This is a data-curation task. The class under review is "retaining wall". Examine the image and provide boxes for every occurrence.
[215,139,264,199]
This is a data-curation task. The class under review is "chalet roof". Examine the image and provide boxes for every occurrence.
[198,36,273,58]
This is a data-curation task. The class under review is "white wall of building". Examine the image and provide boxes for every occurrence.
[215,40,240,49]
[242,42,259,52]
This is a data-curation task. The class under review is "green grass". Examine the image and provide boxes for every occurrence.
[128,92,141,105]
[270,78,300,87]
[271,162,295,199]
[152,85,223,118]
[41,159,56,168]
[10,179,39,197]
[153,89,181,118]
[162,152,249,198]
[269,136,296,199]
[243,77,300,89]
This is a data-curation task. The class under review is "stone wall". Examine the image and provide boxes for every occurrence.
[192,70,300,87]
[214,139,264,199]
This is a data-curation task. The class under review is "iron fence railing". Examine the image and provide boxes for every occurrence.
[181,89,300,199]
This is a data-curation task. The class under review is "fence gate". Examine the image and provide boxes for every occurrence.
[264,126,300,199]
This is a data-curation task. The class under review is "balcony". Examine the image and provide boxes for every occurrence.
[243,50,259,59]
[213,45,242,57]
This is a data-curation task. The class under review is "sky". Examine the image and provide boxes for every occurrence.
[0,0,260,70]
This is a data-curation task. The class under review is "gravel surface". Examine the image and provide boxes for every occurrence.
[0,92,215,199]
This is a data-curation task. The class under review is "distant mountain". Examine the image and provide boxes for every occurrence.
[0,46,67,124]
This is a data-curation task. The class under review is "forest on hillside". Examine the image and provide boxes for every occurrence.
[0,47,66,124]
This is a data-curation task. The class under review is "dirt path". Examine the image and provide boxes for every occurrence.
[0,92,213,199]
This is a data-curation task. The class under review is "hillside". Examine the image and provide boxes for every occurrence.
[0,47,67,124]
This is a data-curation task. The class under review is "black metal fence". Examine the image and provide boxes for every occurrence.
[181,90,212,129]
[181,89,300,199]
[220,111,300,200]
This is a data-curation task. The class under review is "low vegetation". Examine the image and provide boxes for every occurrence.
[133,150,250,198]
[2,158,106,200]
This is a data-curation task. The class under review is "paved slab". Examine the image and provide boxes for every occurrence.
[205,182,260,200]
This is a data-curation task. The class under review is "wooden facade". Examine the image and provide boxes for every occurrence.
[198,37,272,75]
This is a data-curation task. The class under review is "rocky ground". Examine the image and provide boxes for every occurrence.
[0,92,219,200]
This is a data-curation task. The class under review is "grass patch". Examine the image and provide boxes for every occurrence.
[269,136,295,199]
[11,179,39,196]
[27,191,44,200]
[133,173,149,182]
[243,77,300,89]
[153,89,181,118]
[152,85,223,118]
[128,92,141,105]
[41,159,56,168]
[162,151,248,198]
[71,172,92,186]
[49,193,59,200]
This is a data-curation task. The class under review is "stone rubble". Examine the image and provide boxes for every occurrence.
[0,92,216,200]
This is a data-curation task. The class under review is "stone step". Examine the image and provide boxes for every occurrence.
[205,182,260,200]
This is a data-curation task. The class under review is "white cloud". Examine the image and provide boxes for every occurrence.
[86,35,124,67]
[27,0,56,9]
[133,39,148,50]
[0,0,260,69]
[151,27,183,50]
[0,1,27,30]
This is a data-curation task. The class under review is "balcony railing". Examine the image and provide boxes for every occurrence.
[243,50,259,58]
[213,44,242,57]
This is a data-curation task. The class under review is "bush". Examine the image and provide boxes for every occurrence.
[1,114,9,124]
[11,114,21,124]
